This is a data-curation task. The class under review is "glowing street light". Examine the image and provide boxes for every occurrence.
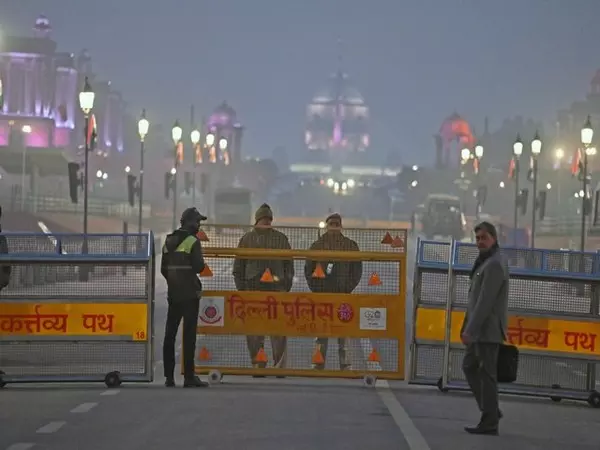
[219,137,228,151]
[171,120,182,145]
[138,110,149,140]
[475,144,484,159]
[581,115,594,146]
[205,133,215,147]
[461,147,471,161]
[513,135,523,157]
[191,129,201,145]
[326,178,334,188]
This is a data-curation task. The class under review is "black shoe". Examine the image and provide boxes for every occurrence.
[165,378,175,388]
[276,376,286,379]
[183,376,209,388]
[252,375,266,378]
[464,425,499,435]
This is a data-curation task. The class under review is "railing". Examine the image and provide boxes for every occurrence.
[2,193,152,220]
[409,238,600,408]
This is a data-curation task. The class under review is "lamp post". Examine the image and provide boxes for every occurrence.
[530,131,542,248]
[580,116,594,251]
[79,77,95,273]
[190,128,201,206]
[171,120,183,230]
[137,110,149,235]
[474,144,484,220]
[512,135,523,244]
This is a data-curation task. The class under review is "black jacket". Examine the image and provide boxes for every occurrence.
[0,233,10,289]
[160,229,205,301]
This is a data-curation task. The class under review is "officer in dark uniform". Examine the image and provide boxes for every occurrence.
[0,207,11,291]
[161,207,209,388]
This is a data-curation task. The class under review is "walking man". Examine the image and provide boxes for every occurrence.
[461,221,509,435]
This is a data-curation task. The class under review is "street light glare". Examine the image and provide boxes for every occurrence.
[138,110,149,139]
[513,134,523,156]
[546,182,552,190]
[499,181,505,188]
[171,120,182,144]
[411,180,418,187]
[96,170,103,178]
[586,146,597,156]
[581,116,594,146]
[219,137,228,150]
[125,166,131,173]
[475,145,484,158]
[170,167,177,175]
[79,76,95,113]
[347,178,355,188]
[318,221,326,229]
[461,148,471,161]
[190,129,201,145]
[412,165,418,171]
[531,131,542,155]
[102,172,108,180]
[326,178,334,188]
[555,148,564,160]
[205,133,215,147]
[21,125,32,133]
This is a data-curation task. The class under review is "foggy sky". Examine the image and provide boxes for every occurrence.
[2,0,600,164]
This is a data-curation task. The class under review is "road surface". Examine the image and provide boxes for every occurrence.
[2,233,600,449]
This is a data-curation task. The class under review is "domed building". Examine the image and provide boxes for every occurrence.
[305,65,369,153]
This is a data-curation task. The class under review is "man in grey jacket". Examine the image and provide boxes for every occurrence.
[461,221,509,436]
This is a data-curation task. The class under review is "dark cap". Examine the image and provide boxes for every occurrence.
[255,203,273,224]
[325,213,342,225]
[180,207,207,226]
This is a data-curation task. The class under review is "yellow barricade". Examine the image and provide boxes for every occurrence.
[192,240,407,385]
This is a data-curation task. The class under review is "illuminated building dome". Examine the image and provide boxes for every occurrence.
[33,15,52,38]
[305,46,369,153]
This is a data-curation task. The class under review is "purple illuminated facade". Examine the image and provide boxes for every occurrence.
[205,101,244,165]
[305,67,369,153]
[0,16,126,163]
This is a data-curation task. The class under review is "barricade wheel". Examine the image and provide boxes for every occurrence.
[104,371,122,388]
[550,384,562,402]
[208,370,222,385]
[436,377,449,393]
[0,370,6,388]
[587,392,600,408]
[363,374,377,387]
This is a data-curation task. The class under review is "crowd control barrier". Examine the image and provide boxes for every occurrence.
[409,238,600,408]
[190,224,407,386]
[0,232,156,388]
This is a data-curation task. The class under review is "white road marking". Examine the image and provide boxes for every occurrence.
[377,381,431,450]
[6,444,35,450]
[36,421,66,434]
[70,402,98,413]
[100,389,120,396]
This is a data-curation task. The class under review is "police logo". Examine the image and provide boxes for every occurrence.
[199,298,224,326]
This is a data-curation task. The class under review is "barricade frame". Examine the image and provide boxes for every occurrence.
[0,232,156,388]
[190,245,406,385]
[409,238,600,408]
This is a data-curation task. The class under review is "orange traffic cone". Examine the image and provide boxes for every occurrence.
[196,229,209,242]
[312,263,326,278]
[381,232,393,245]
[199,264,213,277]
[198,347,211,361]
[312,348,325,365]
[368,273,382,286]
[255,347,268,363]
[391,236,404,249]
[368,349,380,362]
[260,268,274,283]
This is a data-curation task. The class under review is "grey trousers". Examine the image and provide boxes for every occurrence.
[314,337,351,369]
[462,342,500,426]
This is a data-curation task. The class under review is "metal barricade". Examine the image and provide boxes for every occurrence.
[409,238,600,408]
[191,224,407,385]
[0,232,155,388]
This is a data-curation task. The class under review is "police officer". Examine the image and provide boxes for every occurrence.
[305,213,362,370]
[233,203,294,371]
[161,207,209,388]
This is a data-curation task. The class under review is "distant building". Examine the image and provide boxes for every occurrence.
[0,15,129,199]
[305,59,369,154]
[204,101,243,166]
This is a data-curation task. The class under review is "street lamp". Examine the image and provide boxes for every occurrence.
[171,120,182,229]
[580,116,594,251]
[137,110,149,235]
[512,134,523,244]
[530,131,542,248]
[473,144,484,220]
[219,137,228,151]
[79,77,95,279]
[205,132,215,147]
[190,128,201,205]
[461,147,471,163]
[475,144,484,159]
